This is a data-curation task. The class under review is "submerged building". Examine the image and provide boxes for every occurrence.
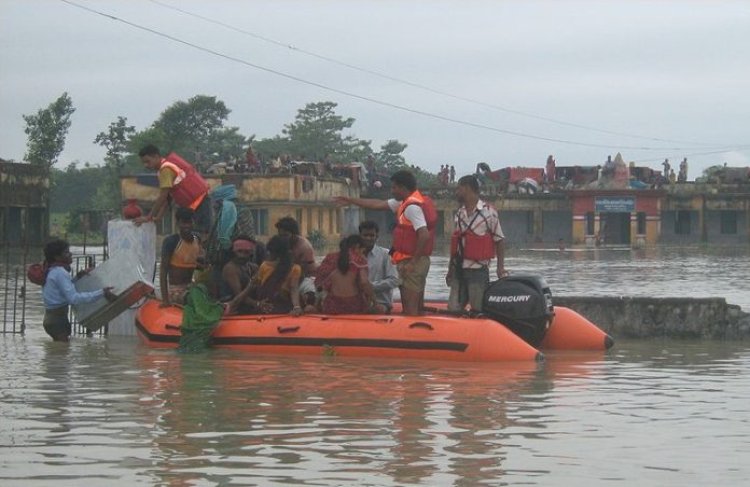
[120,173,360,242]
[120,171,749,247]
[0,161,49,246]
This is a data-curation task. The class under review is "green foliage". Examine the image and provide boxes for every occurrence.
[253,135,292,162]
[255,101,373,163]
[413,166,439,187]
[94,116,135,169]
[375,139,408,171]
[23,92,75,167]
[49,162,107,213]
[65,207,87,234]
[307,229,328,251]
[130,95,250,170]
[93,116,137,211]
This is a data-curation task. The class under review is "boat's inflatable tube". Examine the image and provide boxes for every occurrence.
[393,301,613,351]
[541,306,614,351]
[135,299,542,362]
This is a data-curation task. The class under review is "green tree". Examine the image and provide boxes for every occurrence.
[130,95,250,170]
[23,92,75,167]
[49,162,106,213]
[94,116,136,169]
[375,139,408,171]
[276,101,373,162]
[93,116,137,211]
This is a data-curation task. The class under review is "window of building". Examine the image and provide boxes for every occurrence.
[249,209,268,235]
[329,209,335,234]
[307,208,313,233]
[675,210,691,235]
[585,212,595,235]
[636,212,646,235]
[295,209,303,229]
[720,211,738,234]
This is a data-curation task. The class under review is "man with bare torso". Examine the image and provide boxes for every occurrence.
[275,216,317,306]
[160,208,203,306]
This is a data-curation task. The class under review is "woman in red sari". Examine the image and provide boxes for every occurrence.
[315,235,377,315]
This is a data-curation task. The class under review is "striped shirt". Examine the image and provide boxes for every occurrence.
[454,199,504,269]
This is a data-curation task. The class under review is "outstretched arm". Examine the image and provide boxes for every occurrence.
[333,196,389,210]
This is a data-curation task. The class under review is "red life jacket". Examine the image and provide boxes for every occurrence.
[391,190,437,263]
[450,206,496,261]
[160,152,209,209]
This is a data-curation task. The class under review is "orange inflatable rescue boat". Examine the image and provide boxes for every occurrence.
[135,299,542,362]
[134,275,612,362]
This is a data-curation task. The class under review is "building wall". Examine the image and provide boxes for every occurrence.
[120,173,750,246]
[120,174,357,242]
[0,162,49,245]
[660,210,701,243]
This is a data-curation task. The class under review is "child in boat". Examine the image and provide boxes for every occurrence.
[315,235,377,314]
[229,235,302,316]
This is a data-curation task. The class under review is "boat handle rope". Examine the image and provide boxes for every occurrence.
[277,326,300,334]
[216,315,394,324]
[409,322,434,331]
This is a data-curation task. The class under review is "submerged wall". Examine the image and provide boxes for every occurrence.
[555,296,750,340]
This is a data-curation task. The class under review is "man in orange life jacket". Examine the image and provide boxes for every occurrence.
[134,144,212,236]
[334,170,436,316]
[447,175,507,312]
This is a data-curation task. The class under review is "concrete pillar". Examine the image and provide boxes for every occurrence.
[533,208,543,242]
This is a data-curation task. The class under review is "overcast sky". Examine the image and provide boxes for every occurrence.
[1,0,749,177]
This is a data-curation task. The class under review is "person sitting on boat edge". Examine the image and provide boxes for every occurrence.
[220,235,266,314]
[229,235,303,316]
[359,220,399,314]
[41,238,117,341]
[314,235,378,315]
[275,216,317,309]
[160,208,204,307]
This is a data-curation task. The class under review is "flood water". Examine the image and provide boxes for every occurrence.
[2,245,750,486]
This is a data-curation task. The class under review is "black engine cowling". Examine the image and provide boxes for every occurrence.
[481,274,554,347]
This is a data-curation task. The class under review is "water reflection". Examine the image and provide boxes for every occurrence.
[133,351,548,486]
[2,337,750,486]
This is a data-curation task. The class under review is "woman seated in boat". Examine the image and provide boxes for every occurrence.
[220,235,262,313]
[314,235,379,314]
[229,235,303,316]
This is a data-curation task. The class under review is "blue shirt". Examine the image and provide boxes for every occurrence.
[366,245,400,308]
[42,267,104,310]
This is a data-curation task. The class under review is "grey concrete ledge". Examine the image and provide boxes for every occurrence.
[554,296,750,340]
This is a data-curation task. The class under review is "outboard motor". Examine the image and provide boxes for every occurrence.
[481,274,554,347]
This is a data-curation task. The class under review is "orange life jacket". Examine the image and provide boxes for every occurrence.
[450,207,496,262]
[391,190,437,263]
[160,152,209,209]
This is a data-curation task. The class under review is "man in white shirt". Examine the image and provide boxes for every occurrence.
[447,175,507,312]
[334,170,437,315]
[359,220,399,313]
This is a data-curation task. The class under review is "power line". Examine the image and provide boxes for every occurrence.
[632,145,750,164]
[148,0,723,148]
[59,0,748,154]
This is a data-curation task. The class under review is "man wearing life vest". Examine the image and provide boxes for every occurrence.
[446,175,507,312]
[160,208,204,307]
[134,144,212,235]
[334,170,436,315]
